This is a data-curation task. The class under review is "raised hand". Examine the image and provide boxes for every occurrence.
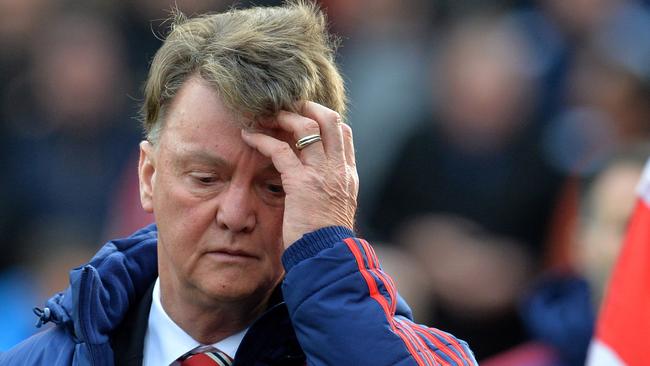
[241,101,358,248]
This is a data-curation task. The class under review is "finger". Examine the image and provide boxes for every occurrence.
[299,101,345,162]
[276,111,326,162]
[241,130,303,175]
[340,123,356,168]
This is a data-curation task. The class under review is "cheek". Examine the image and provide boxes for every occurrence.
[265,205,284,232]
[258,207,285,253]
[155,172,209,216]
[154,174,217,245]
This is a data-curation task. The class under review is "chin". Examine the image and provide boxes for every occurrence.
[200,278,269,302]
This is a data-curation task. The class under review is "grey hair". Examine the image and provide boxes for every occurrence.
[140,0,346,143]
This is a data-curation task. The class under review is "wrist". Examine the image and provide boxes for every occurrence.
[282,226,355,271]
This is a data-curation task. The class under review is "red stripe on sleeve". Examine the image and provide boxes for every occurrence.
[433,328,474,366]
[410,322,466,365]
[359,239,473,365]
[359,239,398,314]
[360,238,379,268]
[344,238,427,366]
[396,318,442,365]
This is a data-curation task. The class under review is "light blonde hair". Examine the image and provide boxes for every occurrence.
[141,0,346,143]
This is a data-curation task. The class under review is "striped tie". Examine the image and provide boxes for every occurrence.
[179,348,233,366]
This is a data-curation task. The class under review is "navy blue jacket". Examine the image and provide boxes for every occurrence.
[0,224,477,365]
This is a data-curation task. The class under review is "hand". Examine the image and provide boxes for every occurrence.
[241,101,358,248]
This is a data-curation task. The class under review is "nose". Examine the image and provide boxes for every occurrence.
[216,183,256,233]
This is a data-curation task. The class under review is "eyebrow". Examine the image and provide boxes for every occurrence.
[172,148,279,175]
[174,149,229,167]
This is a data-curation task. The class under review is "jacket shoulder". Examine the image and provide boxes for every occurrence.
[0,326,76,365]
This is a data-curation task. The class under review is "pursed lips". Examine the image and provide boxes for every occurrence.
[206,248,258,260]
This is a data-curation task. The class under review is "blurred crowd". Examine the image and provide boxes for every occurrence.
[1,0,649,364]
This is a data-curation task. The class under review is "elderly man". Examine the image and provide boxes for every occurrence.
[1,2,476,365]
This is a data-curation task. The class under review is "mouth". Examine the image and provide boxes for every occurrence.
[206,249,258,261]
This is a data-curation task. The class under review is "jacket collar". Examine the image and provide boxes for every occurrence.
[41,224,159,345]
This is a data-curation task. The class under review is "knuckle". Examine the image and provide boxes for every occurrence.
[274,142,293,155]
[340,123,353,138]
[303,119,321,133]
[326,110,341,123]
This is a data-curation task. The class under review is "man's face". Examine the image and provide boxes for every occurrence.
[139,76,286,308]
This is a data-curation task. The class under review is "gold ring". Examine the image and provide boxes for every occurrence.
[295,134,322,150]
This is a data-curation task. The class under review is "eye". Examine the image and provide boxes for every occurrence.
[190,173,219,185]
[266,183,285,195]
[198,176,216,184]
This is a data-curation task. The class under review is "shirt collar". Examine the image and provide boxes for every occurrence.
[143,277,247,366]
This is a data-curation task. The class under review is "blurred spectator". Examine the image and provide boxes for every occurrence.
[370,14,563,256]
[517,145,650,366]
[575,147,649,305]
[516,0,650,175]
[0,0,56,268]
[367,15,566,360]
[2,12,140,253]
[542,44,650,175]
[508,0,650,131]
[327,0,435,228]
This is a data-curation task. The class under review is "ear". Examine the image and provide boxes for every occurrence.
[138,141,156,213]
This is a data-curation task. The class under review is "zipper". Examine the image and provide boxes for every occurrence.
[76,265,98,366]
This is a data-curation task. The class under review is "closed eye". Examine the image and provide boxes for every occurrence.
[266,183,285,195]
[198,176,216,184]
[190,173,219,185]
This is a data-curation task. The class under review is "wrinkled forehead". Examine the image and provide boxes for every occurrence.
[159,76,296,148]
[158,111,298,166]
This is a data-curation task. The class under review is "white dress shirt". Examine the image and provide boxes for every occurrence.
[143,278,247,366]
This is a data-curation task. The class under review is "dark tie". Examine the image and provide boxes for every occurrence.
[179,349,233,366]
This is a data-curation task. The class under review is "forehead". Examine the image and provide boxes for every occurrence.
[159,76,291,156]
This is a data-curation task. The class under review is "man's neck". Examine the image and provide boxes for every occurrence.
[159,279,272,344]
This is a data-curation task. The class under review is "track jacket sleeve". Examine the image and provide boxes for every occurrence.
[281,226,478,366]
